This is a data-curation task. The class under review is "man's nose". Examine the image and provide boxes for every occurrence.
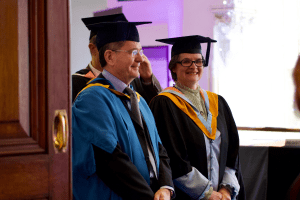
[135,53,144,63]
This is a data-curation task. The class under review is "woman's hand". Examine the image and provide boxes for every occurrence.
[208,191,223,200]
[218,187,231,200]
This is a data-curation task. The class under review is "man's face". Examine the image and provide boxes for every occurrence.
[109,41,143,85]
[293,56,300,110]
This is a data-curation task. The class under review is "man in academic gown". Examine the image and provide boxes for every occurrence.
[72,20,174,200]
[72,13,162,103]
[150,35,245,200]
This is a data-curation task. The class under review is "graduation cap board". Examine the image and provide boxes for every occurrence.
[156,35,217,67]
[86,21,152,50]
[82,13,129,40]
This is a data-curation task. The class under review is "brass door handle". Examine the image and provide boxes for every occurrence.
[53,110,68,153]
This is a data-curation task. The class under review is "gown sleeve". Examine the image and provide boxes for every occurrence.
[131,74,162,104]
[220,167,240,200]
[157,142,174,189]
[93,143,155,200]
[174,167,212,199]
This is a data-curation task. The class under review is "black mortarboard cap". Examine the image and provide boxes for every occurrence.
[87,21,152,50]
[156,35,217,66]
[82,13,128,40]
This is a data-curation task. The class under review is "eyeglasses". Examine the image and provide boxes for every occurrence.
[177,58,205,67]
[112,49,144,57]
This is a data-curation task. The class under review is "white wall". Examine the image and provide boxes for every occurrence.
[106,0,183,46]
[212,0,300,129]
[70,0,107,74]
[183,0,223,90]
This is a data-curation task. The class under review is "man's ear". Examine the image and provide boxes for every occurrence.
[88,43,98,56]
[104,50,115,66]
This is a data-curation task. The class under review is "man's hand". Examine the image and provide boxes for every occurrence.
[139,54,152,83]
[208,191,223,200]
[218,187,231,200]
[153,188,171,200]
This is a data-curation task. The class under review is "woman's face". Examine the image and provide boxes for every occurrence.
[172,53,204,89]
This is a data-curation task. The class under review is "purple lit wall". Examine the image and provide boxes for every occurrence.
[93,0,221,90]
[107,0,183,39]
[142,46,170,89]
[104,0,184,89]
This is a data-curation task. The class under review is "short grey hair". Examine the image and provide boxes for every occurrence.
[98,41,126,68]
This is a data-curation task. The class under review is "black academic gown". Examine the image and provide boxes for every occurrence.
[72,65,162,103]
[150,93,245,200]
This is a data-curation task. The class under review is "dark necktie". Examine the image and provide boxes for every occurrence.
[124,87,157,178]
[124,87,143,128]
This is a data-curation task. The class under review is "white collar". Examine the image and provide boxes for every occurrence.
[88,62,101,77]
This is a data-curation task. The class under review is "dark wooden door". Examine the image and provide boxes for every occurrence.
[0,0,71,199]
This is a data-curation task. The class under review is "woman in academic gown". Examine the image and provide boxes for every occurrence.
[150,35,245,200]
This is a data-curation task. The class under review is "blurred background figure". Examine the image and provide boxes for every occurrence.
[285,55,300,200]
[293,56,300,111]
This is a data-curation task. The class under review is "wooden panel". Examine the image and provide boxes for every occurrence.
[0,138,44,156]
[0,0,47,154]
[0,155,49,199]
[0,0,29,139]
[0,0,18,121]
[0,122,28,139]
